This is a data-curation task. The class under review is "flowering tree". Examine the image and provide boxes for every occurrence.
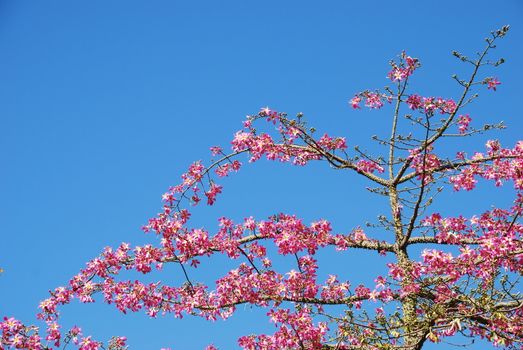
[2,25,522,350]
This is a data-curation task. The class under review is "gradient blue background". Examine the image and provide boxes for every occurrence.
[1,1,522,349]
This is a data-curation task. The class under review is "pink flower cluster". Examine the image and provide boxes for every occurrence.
[486,77,501,91]
[421,213,475,244]
[450,141,523,190]
[457,114,472,134]
[408,146,441,184]
[420,207,523,285]
[1,317,41,349]
[317,133,347,151]
[387,52,420,82]
[238,308,327,349]
[406,94,457,115]
[350,91,391,110]
[355,159,385,174]
[215,160,241,177]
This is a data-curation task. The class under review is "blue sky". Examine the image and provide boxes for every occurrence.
[1,1,522,349]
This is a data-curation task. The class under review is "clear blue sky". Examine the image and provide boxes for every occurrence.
[1,1,522,349]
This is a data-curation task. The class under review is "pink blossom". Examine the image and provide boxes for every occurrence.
[364,92,384,109]
[79,336,100,350]
[406,94,422,109]
[349,95,361,109]
[457,114,471,134]
[387,52,419,82]
[210,146,222,156]
[355,159,384,174]
[486,77,501,90]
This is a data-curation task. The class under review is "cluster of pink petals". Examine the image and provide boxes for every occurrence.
[238,308,327,349]
[1,317,42,349]
[0,317,113,350]
[406,94,457,115]
[350,91,391,110]
[349,95,361,109]
[408,146,441,184]
[486,77,501,91]
[317,133,347,151]
[355,159,385,174]
[420,207,523,284]
[457,114,472,134]
[450,141,523,190]
[215,160,241,177]
[154,107,349,216]
[387,53,420,82]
